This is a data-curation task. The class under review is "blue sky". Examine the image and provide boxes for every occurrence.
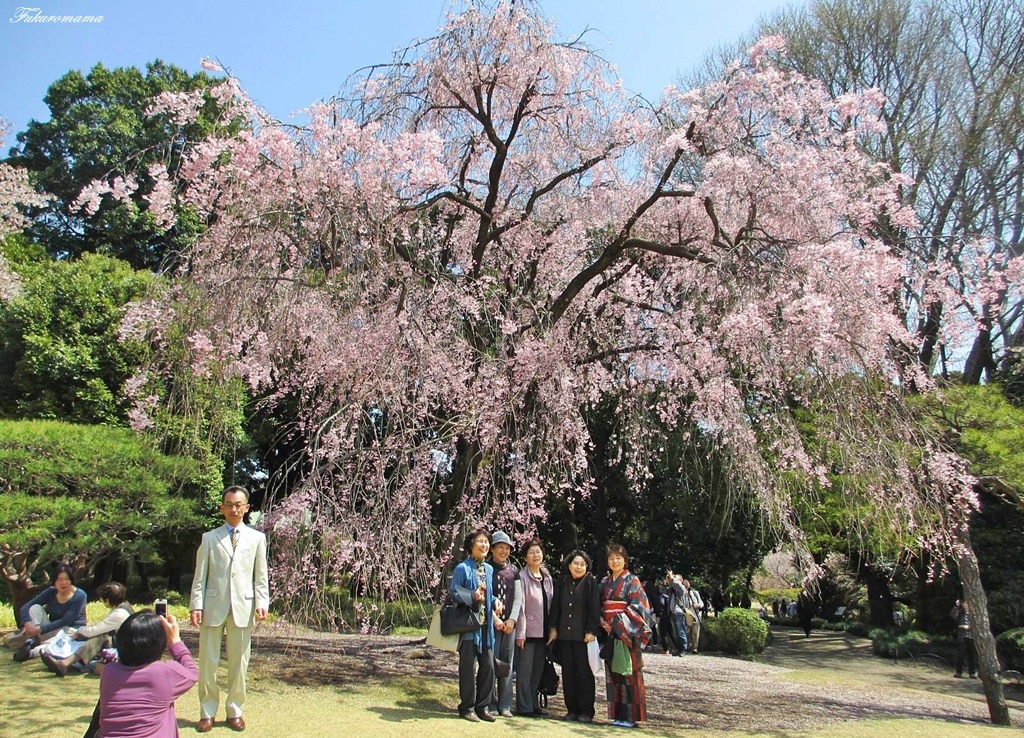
[1,0,795,140]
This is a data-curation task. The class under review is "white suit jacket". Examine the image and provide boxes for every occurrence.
[189,523,270,628]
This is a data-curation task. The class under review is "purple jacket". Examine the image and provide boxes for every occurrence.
[515,567,553,640]
[98,640,198,737]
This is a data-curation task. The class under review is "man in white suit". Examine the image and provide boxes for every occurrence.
[190,486,269,732]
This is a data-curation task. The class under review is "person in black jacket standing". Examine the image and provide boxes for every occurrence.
[547,550,601,723]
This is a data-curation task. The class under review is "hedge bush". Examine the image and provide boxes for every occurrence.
[996,628,1024,672]
[706,608,769,655]
[870,628,944,658]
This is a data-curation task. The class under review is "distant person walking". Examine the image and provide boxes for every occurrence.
[950,599,976,679]
[679,578,703,653]
[797,590,816,638]
[189,486,269,732]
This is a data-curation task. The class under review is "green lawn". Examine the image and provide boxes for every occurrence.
[2,624,1023,737]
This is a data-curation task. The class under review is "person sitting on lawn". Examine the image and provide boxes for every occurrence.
[4,564,87,661]
[40,582,133,677]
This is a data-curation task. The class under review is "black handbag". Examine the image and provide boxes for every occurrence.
[440,594,481,635]
[539,656,559,696]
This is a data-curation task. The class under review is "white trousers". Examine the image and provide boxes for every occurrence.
[198,617,254,719]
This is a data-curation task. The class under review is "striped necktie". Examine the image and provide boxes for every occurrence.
[231,527,239,552]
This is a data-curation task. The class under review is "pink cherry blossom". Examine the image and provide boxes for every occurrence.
[88,6,982,616]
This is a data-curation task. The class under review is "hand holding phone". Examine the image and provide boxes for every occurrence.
[155,599,168,617]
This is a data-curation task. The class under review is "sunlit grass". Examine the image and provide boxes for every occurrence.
[1,622,1020,738]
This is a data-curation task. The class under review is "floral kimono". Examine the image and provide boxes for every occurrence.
[600,570,652,724]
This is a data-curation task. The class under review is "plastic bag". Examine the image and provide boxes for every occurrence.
[587,639,602,677]
[43,628,77,659]
[611,639,633,675]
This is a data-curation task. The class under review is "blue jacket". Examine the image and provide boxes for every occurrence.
[20,586,87,635]
[450,558,495,651]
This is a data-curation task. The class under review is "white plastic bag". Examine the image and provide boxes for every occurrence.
[42,628,79,659]
[588,638,602,677]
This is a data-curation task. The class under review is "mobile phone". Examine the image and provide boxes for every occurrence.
[155,599,167,617]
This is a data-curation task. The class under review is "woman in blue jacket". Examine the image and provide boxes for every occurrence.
[5,564,87,661]
[450,528,496,722]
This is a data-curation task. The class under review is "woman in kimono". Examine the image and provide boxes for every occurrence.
[599,543,652,728]
[450,529,497,722]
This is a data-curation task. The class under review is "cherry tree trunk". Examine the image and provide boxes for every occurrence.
[957,527,1011,726]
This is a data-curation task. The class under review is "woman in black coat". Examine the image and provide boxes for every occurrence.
[546,550,601,723]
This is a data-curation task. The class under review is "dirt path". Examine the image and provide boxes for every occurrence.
[241,624,1024,733]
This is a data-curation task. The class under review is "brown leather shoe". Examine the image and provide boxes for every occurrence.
[41,652,69,678]
[196,717,214,732]
[227,716,246,731]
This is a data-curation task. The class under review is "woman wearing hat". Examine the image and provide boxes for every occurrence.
[489,531,521,717]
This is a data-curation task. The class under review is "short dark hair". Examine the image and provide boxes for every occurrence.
[523,537,544,557]
[116,612,167,667]
[52,564,76,585]
[462,528,490,555]
[606,543,629,566]
[222,485,249,503]
[96,582,128,606]
[563,550,592,573]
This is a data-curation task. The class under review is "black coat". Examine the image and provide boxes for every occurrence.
[549,572,601,642]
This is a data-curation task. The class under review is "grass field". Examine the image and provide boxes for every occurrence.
[2,623,1023,738]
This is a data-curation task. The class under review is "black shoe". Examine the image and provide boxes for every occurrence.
[476,710,497,722]
[13,639,35,662]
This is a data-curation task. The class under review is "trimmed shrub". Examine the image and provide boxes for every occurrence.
[996,628,1024,672]
[708,608,769,655]
[845,622,870,638]
[870,628,943,658]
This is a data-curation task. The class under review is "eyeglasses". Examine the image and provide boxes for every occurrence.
[222,502,248,509]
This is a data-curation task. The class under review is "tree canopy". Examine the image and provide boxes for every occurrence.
[106,1,974,613]
[5,60,235,271]
[0,243,151,424]
[745,0,1024,385]
[0,419,209,605]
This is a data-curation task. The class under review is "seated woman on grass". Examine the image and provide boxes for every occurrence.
[40,581,133,677]
[4,564,87,661]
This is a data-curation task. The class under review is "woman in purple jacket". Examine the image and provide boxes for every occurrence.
[97,611,198,737]
[515,538,554,717]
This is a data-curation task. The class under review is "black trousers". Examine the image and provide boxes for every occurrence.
[458,639,494,715]
[560,640,596,718]
[955,634,976,676]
